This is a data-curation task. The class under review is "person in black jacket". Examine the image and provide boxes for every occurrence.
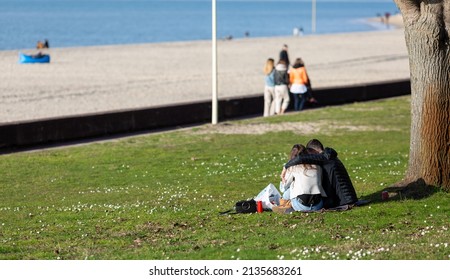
[280,139,358,208]
[279,44,290,68]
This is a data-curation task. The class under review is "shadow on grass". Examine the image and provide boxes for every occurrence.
[360,178,441,206]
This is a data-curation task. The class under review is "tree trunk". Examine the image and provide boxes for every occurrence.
[394,0,450,191]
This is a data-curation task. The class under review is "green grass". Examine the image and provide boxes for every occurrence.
[0,96,448,260]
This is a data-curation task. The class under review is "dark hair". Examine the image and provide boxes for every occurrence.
[292,58,305,68]
[289,144,305,160]
[298,145,316,173]
[306,139,324,153]
[277,59,287,66]
[306,147,319,155]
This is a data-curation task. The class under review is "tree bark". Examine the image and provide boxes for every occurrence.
[394,0,450,191]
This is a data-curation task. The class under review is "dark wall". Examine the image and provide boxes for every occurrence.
[0,79,410,152]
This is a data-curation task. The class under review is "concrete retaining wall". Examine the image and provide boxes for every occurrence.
[0,79,410,152]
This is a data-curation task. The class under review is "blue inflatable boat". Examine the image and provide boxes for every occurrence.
[19,53,50,64]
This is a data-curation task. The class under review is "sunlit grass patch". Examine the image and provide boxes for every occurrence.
[0,96,448,260]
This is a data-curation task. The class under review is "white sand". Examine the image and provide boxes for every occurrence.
[0,28,409,124]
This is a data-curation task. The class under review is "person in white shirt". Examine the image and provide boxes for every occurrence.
[277,144,327,212]
[273,60,290,114]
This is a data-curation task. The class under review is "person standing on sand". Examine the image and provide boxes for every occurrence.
[279,44,290,69]
[385,12,391,27]
[289,58,310,111]
[274,59,290,115]
[263,58,276,117]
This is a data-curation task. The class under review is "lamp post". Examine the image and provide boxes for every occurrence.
[212,0,218,124]
[312,0,316,33]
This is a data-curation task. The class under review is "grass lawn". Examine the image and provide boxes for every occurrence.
[0,95,448,260]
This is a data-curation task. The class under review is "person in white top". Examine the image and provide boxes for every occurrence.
[277,144,327,212]
[273,60,290,115]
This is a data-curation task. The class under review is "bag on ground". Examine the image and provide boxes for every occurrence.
[235,199,257,213]
[254,183,281,210]
[219,199,257,215]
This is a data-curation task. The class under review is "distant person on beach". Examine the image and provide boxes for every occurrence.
[36,41,44,49]
[274,59,290,115]
[37,40,49,49]
[280,139,358,208]
[289,58,311,111]
[293,27,304,37]
[279,44,290,69]
[385,12,391,27]
[31,52,45,59]
[377,13,384,24]
[263,58,276,117]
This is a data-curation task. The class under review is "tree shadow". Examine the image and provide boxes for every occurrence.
[359,178,441,206]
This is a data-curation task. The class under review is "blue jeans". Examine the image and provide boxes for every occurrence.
[291,197,323,211]
[282,189,323,212]
[293,93,306,111]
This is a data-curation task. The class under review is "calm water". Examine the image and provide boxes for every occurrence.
[0,0,399,50]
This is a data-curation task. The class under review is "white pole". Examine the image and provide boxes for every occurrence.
[212,0,218,125]
[312,0,316,33]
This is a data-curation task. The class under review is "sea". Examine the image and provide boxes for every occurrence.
[0,0,399,51]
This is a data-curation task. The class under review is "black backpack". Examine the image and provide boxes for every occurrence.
[219,199,257,215]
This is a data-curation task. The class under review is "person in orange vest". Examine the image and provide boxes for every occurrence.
[289,58,311,111]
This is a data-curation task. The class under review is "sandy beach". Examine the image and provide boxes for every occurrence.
[0,20,409,124]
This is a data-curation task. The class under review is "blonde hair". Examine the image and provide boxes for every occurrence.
[263,58,275,75]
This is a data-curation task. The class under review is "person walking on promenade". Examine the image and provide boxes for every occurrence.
[289,58,310,111]
[279,44,290,69]
[274,59,290,114]
[263,58,276,117]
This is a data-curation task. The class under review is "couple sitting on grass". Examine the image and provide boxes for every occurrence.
[274,139,358,214]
